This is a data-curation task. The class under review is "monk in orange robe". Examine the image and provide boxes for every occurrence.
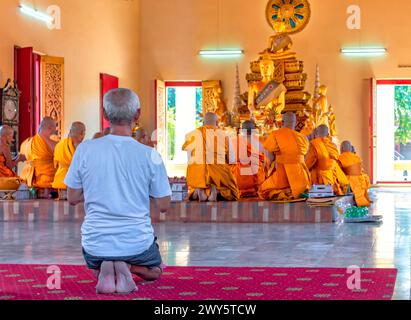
[92,127,110,139]
[259,112,311,201]
[306,125,349,196]
[182,112,239,202]
[52,122,86,190]
[338,141,371,207]
[0,125,25,177]
[20,117,58,193]
[231,120,268,198]
[134,127,154,147]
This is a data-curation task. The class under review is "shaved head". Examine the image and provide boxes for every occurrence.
[315,125,330,138]
[0,125,13,136]
[341,141,352,153]
[0,125,15,146]
[241,120,256,135]
[69,122,86,137]
[38,117,57,137]
[134,128,146,141]
[282,112,296,129]
[204,112,218,127]
[69,122,86,145]
[39,117,56,131]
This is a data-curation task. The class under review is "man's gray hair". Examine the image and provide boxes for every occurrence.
[103,88,141,125]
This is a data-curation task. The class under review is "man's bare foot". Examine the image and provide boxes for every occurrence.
[96,261,116,294]
[114,261,137,294]
[198,189,208,202]
[130,265,162,282]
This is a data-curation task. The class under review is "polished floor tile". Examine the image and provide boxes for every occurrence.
[0,188,410,299]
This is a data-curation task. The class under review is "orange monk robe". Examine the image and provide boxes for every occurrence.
[20,134,56,188]
[182,125,239,201]
[52,137,76,190]
[259,128,311,201]
[0,154,16,177]
[306,138,349,196]
[231,135,267,198]
[338,152,371,207]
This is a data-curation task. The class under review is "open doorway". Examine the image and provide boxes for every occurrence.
[156,81,203,177]
[373,80,411,184]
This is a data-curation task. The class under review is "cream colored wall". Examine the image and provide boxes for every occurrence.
[0,0,140,139]
[138,0,411,174]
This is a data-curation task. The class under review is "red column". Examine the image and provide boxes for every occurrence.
[100,73,119,131]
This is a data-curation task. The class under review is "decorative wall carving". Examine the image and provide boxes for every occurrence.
[41,56,64,139]
[156,80,167,160]
[202,80,221,115]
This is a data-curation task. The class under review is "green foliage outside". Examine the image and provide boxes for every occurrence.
[167,88,176,161]
[394,86,411,146]
[196,88,203,128]
[167,87,203,161]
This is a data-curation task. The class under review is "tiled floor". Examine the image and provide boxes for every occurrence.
[0,188,410,300]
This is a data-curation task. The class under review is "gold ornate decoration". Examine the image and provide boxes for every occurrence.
[300,66,339,138]
[155,80,167,160]
[202,80,229,125]
[202,80,220,115]
[0,79,21,154]
[266,0,311,35]
[41,56,64,139]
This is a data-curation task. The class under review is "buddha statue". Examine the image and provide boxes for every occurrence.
[260,16,296,60]
[300,113,315,139]
[247,56,286,126]
[212,85,228,125]
[312,85,330,127]
[317,85,329,114]
[328,105,337,136]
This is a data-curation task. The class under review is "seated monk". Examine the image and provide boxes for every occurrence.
[92,132,103,139]
[20,117,58,195]
[0,125,26,177]
[338,141,371,207]
[259,112,311,201]
[182,112,239,202]
[306,125,349,196]
[231,120,269,198]
[52,122,86,190]
[92,127,110,139]
[134,128,154,147]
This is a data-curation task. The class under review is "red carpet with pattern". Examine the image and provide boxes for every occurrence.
[0,265,397,300]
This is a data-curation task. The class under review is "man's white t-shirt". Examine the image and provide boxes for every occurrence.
[64,135,171,258]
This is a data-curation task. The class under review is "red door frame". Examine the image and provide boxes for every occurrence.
[33,53,41,133]
[100,73,119,130]
[371,79,411,184]
[15,46,35,146]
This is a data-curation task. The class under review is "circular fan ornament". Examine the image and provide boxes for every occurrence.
[266,0,312,34]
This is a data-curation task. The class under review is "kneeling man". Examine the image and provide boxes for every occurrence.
[66,88,171,294]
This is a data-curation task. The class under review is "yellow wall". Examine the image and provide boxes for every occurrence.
[0,0,140,138]
[2,0,411,174]
[138,0,411,173]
